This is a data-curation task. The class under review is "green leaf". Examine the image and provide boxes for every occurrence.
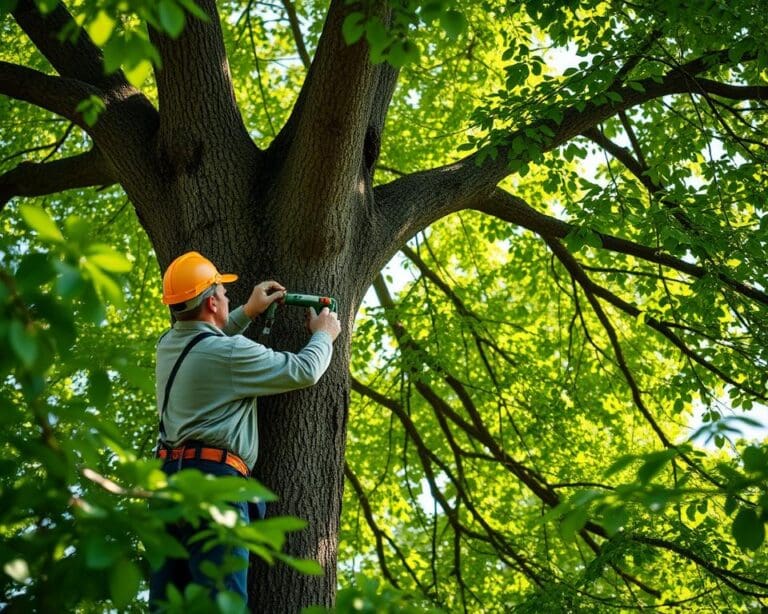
[19,205,64,243]
[159,0,186,38]
[177,0,209,21]
[117,363,155,394]
[603,454,636,477]
[86,10,116,46]
[732,508,765,550]
[440,10,467,40]
[420,1,444,23]
[89,369,112,407]
[742,446,767,473]
[102,37,125,74]
[75,95,106,127]
[274,553,324,575]
[9,321,37,368]
[342,12,366,45]
[16,253,56,292]
[601,506,628,536]
[388,40,420,67]
[216,591,248,614]
[83,261,124,306]
[85,535,122,569]
[124,59,154,88]
[109,558,141,608]
[559,506,588,539]
[86,245,133,273]
[54,260,84,298]
[637,450,676,484]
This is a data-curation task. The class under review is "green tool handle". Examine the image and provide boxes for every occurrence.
[264,292,337,320]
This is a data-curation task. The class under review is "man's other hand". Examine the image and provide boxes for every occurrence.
[308,307,341,341]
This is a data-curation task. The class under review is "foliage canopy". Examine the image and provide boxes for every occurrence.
[1,0,767,611]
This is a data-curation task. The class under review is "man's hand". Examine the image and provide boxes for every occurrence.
[243,281,286,320]
[308,307,341,341]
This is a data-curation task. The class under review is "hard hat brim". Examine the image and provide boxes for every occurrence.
[218,273,238,283]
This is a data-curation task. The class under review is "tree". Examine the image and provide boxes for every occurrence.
[1,0,767,611]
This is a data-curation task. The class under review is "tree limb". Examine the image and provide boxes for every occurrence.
[476,189,768,307]
[0,61,100,127]
[149,0,254,161]
[343,461,406,591]
[695,79,768,101]
[281,0,311,68]
[0,148,116,212]
[12,0,127,90]
[270,0,386,258]
[371,52,766,264]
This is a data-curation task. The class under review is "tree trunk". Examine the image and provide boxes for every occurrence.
[143,164,365,610]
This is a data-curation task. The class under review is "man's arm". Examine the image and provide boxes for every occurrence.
[230,307,341,396]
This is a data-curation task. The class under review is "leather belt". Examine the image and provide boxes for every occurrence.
[157,445,250,477]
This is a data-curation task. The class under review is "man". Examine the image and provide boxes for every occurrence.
[148,250,340,608]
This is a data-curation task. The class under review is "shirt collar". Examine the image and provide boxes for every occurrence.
[173,320,222,334]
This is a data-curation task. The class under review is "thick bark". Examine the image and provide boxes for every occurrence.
[268,0,386,260]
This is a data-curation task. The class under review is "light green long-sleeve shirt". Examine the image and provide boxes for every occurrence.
[155,306,333,468]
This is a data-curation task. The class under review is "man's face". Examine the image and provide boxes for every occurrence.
[212,284,229,328]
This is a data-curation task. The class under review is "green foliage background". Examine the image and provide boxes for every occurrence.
[2,0,768,611]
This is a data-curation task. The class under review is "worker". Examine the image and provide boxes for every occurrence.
[148,251,340,609]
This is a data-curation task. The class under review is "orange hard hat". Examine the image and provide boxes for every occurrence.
[162,251,238,306]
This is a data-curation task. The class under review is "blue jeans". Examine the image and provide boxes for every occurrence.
[148,459,266,610]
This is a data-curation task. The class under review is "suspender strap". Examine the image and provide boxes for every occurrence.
[159,331,220,439]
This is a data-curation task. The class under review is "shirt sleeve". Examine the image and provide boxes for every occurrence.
[222,306,253,336]
[229,332,333,397]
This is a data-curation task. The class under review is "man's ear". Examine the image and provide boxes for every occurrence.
[205,294,217,313]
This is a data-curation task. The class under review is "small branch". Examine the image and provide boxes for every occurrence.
[476,189,768,307]
[343,462,409,591]
[695,79,768,101]
[13,0,128,90]
[632,535,768,594]
[281,0,311,68]
[0,122,75,165]
[81,467,152,498]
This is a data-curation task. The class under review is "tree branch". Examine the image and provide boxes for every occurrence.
[343,461,408,591]
[270,0,386,258]
[12,0,127,90]
[149,0,255,162]
[371,51,765,265]
[695,78,768,101]
[0,60,159,201]
[0,148,116,211]
[476,189,768,307]
[281,0,311,68]
[0,61,100,126]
